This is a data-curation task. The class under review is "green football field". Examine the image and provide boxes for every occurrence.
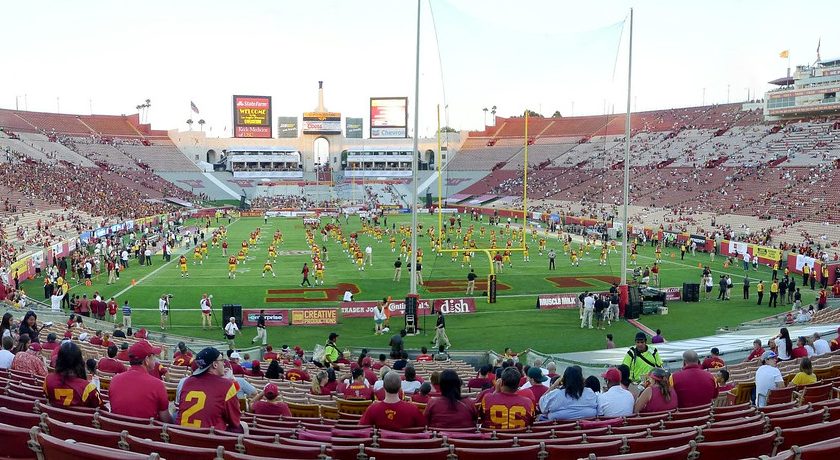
[25,215,807,354]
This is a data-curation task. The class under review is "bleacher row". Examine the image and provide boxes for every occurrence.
[3,363,840,460]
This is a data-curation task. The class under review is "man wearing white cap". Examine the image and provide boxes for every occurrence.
[754,351,783,408]
[224,317,240,350]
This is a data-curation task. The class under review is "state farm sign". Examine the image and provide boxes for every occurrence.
[432,298,477,315]
[536,293,578,310]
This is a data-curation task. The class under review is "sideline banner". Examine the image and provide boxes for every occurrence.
[755,245,782,262]
[536,293,578,310]
[340,299,432,318]
[243,309,289,327]
[432,298,476,315]
[291,308,338,325]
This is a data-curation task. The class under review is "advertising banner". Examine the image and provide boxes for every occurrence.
[432,297,477,315]
[277,116,298,138]
[243,309,290,327]
[303,112,341,135]
[346,117,363,138]
[664,287,682,301]
[340,299,432,318]
[233,95,272,138]
[291,308,338,325]
[370,97,408,139]
[754,245,782,262]
[536,293,579,310]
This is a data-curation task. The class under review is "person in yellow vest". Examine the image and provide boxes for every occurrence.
[772,261,779,280]
[802,264,810,287]
[769,279,779,308]
[821,265,830,289]
[756,280,765,305]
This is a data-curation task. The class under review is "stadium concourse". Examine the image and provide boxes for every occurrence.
[4,104,840,458]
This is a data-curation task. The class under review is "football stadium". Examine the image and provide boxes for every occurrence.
[2,1,840,458]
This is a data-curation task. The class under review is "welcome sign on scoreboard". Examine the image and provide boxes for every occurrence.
[233,95,272,138]
[370,97,408,138]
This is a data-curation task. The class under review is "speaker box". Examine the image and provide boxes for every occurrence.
[222,304,243,327]
[682,283,700,302]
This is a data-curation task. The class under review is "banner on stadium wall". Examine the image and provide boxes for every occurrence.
[754,246,782,262]
[664,287,682,301]
[240,211,263,217]
[729,241,749,255]
[536,293,578,310]
[277,116,298,138]
[9,256,31,280]
[242,309,290,327]
[689,234,707,246]
[340,299,432,318]
[795,255,816,272]
[291,308,338,325]
[346,117,363,138]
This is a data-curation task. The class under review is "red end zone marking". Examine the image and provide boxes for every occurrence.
[546,275,621,288]
[421,279,511,293]
[266,283,360,303]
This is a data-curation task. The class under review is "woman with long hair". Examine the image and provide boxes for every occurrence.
[0,312,15,340]
[539,365,598,420]
[424,369,477,428]
[264,360,283,380]
[634,368,679,413]
[790,357,817,386]
[311,370,330,395]
[18,311,40,343]
[776,327,793,360]
[44,341,102,408]
[11,335,48,377]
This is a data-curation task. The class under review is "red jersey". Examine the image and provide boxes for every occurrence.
[359,400,425,430]
[746,347,765,361]
[173,352,194,367]
[97,357,127,374]
[149,362,167,380]
[176,374,241,432]
[286,369,310,382]
[89,336,103,346]
[252,401,291,417]
[701,356,725,370]
[263,352,278,361]
[424,396,478,429]
[228,256,236,265]
[415,354,433,362]
[107,301,118,316]
[44,373,102,408]
[480,391,534,430]
[343,382,374,400]
[109,365,170,420]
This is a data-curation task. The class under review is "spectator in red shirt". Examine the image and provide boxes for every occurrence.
[41,333,59,352]
[134,328,147,339]
[228,351,246,375]
[172,342,194,367]
[424,369,478,428]
[701,347,725,369]
[791,337,810,359]
[286,359,311,382]
[88,330,103,346]
[716,369,735,393]
[467,365,495,391]
[97,345,127,374]
[251,383,291,416]
[361,356,377,385]
[343,368,374,400]
[176,347,242,433]
[249,361,264,378]
[116,342,130,361]
[522,367,550,403]
[263,345,278,361]
[108,341,171,422]
[481,367,534,429]
[746,339,765,361]
[44,341,102,408]
[672,350,719,409]
[831,327,840,352]
[415,346,433,362]
[411,382,433,403]
[360,371,425,429]
[372,353,387,371]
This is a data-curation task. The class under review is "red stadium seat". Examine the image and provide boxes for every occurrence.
[44,418,122,449]
[712,402,752,413]
[0,394,40,413]
[241,437,327,459]
[518,436,584,446]
[30,428,156,460]
[787,437,840,458]
[710,407,756,421]
[799,384,834,405]
[454,444,542,460]
[124,434,218,460]
[769,410,826,430]
[163,427,240,451]
[329,444,368,460]
[0,407,42,429]
[694,429,780,459]
[625,430,697,453]
[0,423,37,459]
[375,437,443,449]
[360,446,453,460]
[223,453,320,460]
[777,419,840,451]
[669,406,711,419]
[611,422,660,434]
[708,412,765,428]
[760,402,797,414]
[827,406,840,422]
[35,403,97,427]
[701,417,766,442]
[662,415,709,429]
[442,437,513,448]
[583,443,694,460]
[542,439,624,458]
[624,414,667,426]
[96,417,163,441]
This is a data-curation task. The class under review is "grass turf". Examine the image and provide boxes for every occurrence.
[24,215,809,354]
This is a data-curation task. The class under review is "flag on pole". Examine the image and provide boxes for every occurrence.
[190,101,200,114]
[779,50,789,58]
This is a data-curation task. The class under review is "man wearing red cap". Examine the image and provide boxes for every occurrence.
[286,359,311,382]
[251,383,291,416]
[176,347,242,432]
[361,357,377,385]
[596,367,634,417]
[108,341,172,422]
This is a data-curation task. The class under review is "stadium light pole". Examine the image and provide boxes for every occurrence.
[620,8,633,286]
[409,0,421,296]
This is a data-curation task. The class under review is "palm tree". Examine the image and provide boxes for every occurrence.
[186,119,194,130]
[483,107,488,126]
[198,119,205,132]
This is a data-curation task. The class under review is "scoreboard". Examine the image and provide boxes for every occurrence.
[233,95,272,138]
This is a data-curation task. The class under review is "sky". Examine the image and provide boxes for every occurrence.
[0,0,834,138]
